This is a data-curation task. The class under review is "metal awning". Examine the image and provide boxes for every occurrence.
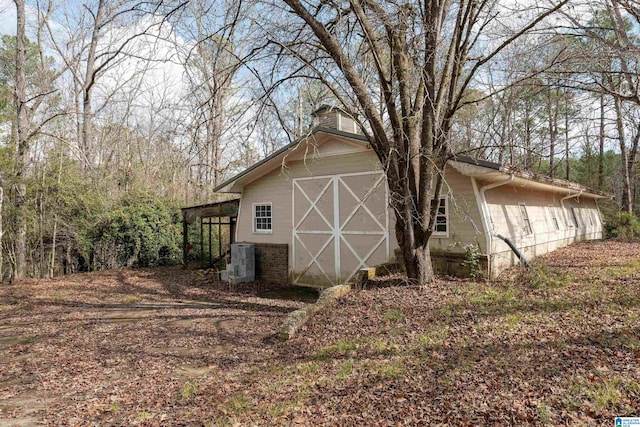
[181,198,240,223]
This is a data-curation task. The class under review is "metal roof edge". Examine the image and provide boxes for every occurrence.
[211,137,610,199]
[181,197,240,212]
[450,155,610,198]
[450,154,502,171]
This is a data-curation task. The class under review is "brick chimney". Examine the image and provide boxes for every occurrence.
[311,105,361,134]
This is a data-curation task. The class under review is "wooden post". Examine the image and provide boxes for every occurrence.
[200,217,204,266]
[208,218,212,267]
[218,217,222,259]
[230,217,236,244]
[0,187,3,281]
[182,215,188,268]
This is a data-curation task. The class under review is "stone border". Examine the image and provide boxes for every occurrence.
[278,284,351,340]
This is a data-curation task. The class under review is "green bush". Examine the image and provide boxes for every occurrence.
[92,193,181,269]
[461,243,483,280]
[605,212,640,240]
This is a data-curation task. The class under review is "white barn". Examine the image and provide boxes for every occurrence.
[205,107,606,286]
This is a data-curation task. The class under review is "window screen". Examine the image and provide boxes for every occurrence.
[570,207,579,228]
[548,206,560,231]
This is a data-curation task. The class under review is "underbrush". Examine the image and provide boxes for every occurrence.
[516,263,571,289]
[605,212,640,240]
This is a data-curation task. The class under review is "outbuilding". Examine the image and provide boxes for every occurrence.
[201,106,607,286]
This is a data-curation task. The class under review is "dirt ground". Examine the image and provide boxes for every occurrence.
[0,268,316,426]
[1,240,640,426]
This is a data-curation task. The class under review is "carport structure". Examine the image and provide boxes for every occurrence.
[181,198,239,267]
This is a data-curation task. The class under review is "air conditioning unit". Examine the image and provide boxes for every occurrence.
[221,243,255,284]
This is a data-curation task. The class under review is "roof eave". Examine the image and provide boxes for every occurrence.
[449,159,609,199]
[212,127,369,193]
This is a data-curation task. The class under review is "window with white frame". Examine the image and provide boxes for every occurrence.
[547,206,560,231]
[519,203,533,235]
[433,197,448,236]
[253,203,272,233]
[570,206,579,228]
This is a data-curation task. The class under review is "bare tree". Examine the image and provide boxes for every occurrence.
[264,0,569,283]
[180,0,244,198]
[2,0,66,280]
[43,0,184,167]
[12,0,27,280]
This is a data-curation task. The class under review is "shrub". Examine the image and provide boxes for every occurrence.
[92,193,181,269]
[461,243,483,280]
[605,212,640,240]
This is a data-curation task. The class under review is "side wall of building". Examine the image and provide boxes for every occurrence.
[235,139,603,283]
[482,182,603,276]
[387,164,486,257]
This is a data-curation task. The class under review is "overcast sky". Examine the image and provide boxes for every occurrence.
[0,0,18,36]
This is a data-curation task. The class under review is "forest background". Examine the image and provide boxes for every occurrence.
[1,0,639,281]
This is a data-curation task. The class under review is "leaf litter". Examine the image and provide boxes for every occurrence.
[0,240,639,425]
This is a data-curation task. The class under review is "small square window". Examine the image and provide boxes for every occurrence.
[254,204,272,233]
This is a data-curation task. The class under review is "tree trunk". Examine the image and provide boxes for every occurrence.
[414,245,434,286]
[80,0,104,167]
[13,0,28,280]
[63,242,71,275]
[629,124,640,213]
[49,215,57,278]
[547,87,557,178]
[49,152,62,278]
[524,103,532,169]
[614,95,633,213]
[394,208,434,285]
[38,193,45,278]
[599,93,605,188]
[0,187,4,282]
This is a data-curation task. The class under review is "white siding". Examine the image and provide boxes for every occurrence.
[481,181,603,275]
[237,150,381,282]
[234,139,602,282]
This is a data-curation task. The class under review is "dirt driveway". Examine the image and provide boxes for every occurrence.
[0,268,315,426]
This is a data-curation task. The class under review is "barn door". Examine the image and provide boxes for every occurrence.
[293,172,388,286]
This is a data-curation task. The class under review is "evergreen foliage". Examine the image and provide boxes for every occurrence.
[605,212,640,240]
[91,194,182,269]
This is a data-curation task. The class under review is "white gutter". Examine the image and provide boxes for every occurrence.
[472,174,515,276]
[560,190,583,228]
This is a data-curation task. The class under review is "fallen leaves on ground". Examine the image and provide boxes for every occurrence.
[1,240,639,426]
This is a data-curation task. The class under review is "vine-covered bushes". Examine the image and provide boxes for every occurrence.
[91,193,182,269]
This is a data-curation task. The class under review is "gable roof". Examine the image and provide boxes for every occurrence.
[212,126,369,193]
[212,127,609,199]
